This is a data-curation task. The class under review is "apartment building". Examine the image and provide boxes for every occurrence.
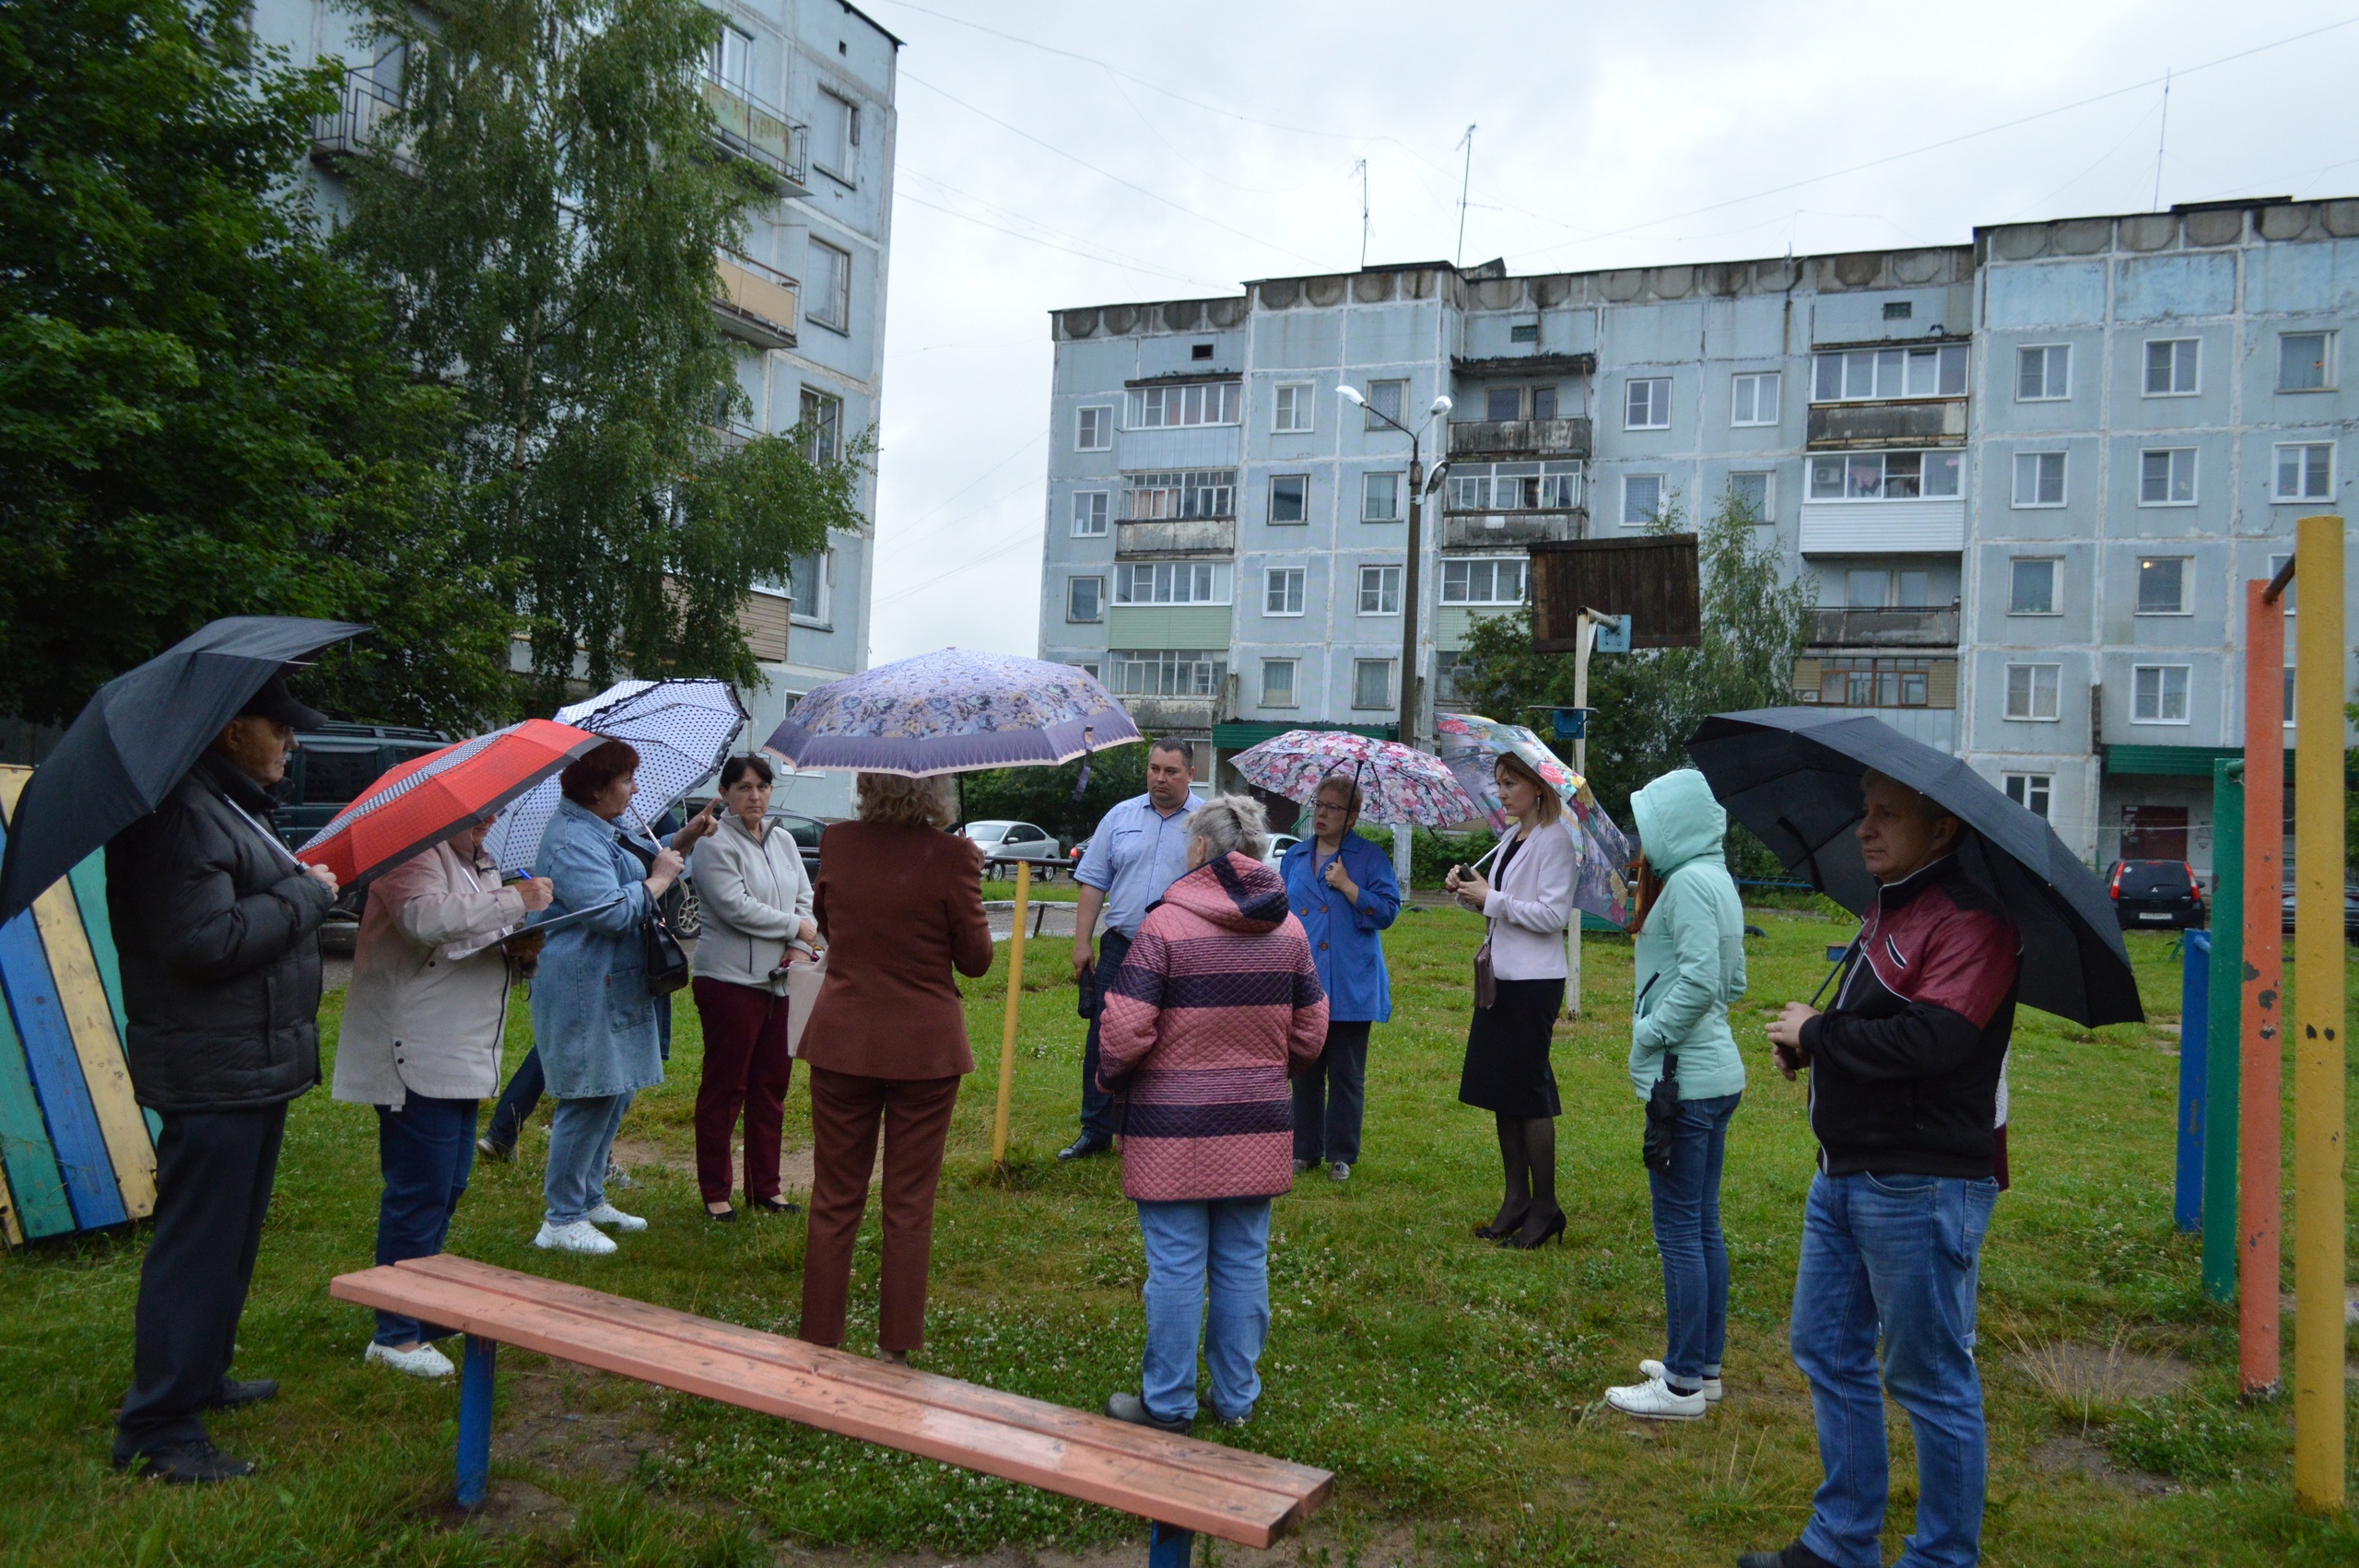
[1038,197,2356,873]
[258,0,898,813]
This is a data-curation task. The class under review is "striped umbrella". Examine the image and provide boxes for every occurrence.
[1226,730,1482,827]
[296,720,604,886]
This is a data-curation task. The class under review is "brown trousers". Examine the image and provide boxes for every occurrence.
[797,1066,961,1352]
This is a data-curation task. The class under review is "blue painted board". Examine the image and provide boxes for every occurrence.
[0,909,125,1229]
[0,982,74,1240]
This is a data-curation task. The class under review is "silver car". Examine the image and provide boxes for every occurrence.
[963,819,1064,878]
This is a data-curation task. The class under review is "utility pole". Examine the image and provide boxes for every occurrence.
[1564,611,1595,1017]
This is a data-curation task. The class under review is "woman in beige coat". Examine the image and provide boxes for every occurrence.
[334,815,550,1377]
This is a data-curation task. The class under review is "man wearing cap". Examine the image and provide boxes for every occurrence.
[108,673,341,1483]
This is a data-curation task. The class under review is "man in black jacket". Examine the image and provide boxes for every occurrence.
[109,675,340,1483]
[1741,772,2020,1568]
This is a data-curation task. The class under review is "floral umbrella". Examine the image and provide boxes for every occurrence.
[1226,730,1482,828]
[762,649,1140,777]
[1433,711,1634,926]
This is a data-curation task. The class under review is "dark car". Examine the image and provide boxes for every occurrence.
[273,722,450,948]
[763,807,834,882]
[2107,859,2206,930]
[2280,883,2359,941]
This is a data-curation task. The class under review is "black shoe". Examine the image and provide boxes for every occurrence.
[475,1134,515,1163]
[706,1206,738,1223]
[1104,1391,1191,1433]
[1474,1205,1529,1240]
[1058,1135,1111,1162]
[1736,1544,1839,1568]
[1502,1207,1567,1250]
[119,1440,255,1484]
[752,1196,800,1214]
[205,1376,278,1410]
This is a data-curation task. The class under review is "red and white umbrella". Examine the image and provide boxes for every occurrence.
[297,719,605,886]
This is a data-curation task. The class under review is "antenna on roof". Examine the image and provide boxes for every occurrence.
[2152,68,2172,211]
[1355,158,1370,269]
[1454,124,1477,267]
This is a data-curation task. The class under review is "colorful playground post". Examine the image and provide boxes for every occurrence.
[2202,759,2241,1304]
[2239,576,2285,1398]
[2172,930,2208,1234]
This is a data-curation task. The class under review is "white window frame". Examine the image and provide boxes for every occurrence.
[709,24,751,90]
[1075,405,1112,452]
[2003,662,2061,721]
[1625,377,1671,431]
[1730,371,1780,427]
[1357,564,1402,616]
[2134,556,2190,616]
[1272,382,1314,434]
[2015,344,2071,402]
[2272,441,2334,501]
[2130,663,2192,724]
[1112,560,1233,606]
[1260,658,1298,708]
[1351,658,1394,710]
[788,547,832,627]
[2007,556,2060,616]
[1364,379,1406,429]
[1263,567,1305,617]
[806,238,851,333]
[1811,344,1969,402]
[815,88,859,183]
[2143,337,2200,397]
[1807,450,1964,502]
[1267,473,1309,525]
[1727,470,1775,521]
[2003,773,2053,819]
[2137,448,2197,508]
[1621,474,1664,527]
[1128,381,1241,430]
[1071,490,1109,537]
[1065,575,1103,624]
[1126,469,1236,521]
[1361,471,1401,522]
[1438,556,1529,605]
[2012,451,2067,509]
[2278,330,2335,392]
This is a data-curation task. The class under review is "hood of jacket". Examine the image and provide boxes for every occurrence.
[1162,851,1291,932]
[1629,767,1727,877]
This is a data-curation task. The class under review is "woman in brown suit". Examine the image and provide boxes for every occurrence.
[796,771,992,1363]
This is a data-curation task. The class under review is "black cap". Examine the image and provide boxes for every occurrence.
[237,672,328,730]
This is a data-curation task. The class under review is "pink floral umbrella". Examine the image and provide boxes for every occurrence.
[1226,730,1482,827]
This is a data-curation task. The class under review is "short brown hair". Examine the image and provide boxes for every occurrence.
[1314,772,1363,816]
[855,771,955,830]
[560,740,640,805]
[1494,752,1564,825]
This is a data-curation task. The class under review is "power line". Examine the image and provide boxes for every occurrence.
[896,185,1218,287]
[879,431,1047,551]
[874,504,1043,607]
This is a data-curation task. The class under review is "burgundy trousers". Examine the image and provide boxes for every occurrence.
[690,977,793,1206]
[797,1067,960,1353]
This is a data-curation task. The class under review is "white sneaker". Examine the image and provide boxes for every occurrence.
[1605,1375,1709,1422]
[585,1202,647,1233]
[1640,1359,1722,1402]
[534,1219,617,1255]
[366,1340,455,1379]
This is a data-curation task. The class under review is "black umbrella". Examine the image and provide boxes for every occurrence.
[0,616,367,923]
[1685,707,2142,1026]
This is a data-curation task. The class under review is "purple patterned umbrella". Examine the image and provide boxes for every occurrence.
[762,649,1141,777]
[1226,730,1482,828]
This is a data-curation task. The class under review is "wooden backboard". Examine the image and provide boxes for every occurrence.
[1528,535,1701,650]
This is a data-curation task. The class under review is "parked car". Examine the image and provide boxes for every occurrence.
[962,819,1064,878]
[1262,833,1302,867]
[274,722,450,949]
[763,808,834,883]
[2107,859,2206,930]
[2280,883,2359,941]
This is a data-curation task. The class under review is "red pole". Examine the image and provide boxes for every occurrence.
[2239,578,2284,1397]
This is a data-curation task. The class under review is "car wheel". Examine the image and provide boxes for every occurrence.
[674,885,702,942]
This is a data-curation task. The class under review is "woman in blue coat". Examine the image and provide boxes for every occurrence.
[1279,773,1401,1181]
[530,741,688,1256]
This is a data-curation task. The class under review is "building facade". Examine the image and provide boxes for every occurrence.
[1038,198,2359,874]
[254,0,898,814]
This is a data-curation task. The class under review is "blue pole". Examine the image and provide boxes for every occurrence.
[455,1335,498,1508]
[2174,930,2211,1233]
[1147,1522,1194,1568]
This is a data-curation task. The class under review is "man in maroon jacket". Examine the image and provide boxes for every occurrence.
[1743,771,2019,1568]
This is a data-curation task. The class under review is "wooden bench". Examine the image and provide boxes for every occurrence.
[329,1255,1331,1565]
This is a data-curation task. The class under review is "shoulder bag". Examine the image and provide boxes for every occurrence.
[613,832,692,997]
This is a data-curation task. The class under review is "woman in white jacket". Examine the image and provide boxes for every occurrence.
[688,755,819,1220]
[1444,752,1577,1250]
[334,815,552,1377]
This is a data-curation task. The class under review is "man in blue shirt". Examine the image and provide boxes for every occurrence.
[1062,738,1199,1160]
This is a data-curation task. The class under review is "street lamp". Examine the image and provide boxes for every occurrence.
[1338,385,1452,755]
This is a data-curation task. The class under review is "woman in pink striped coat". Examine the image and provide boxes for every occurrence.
[1095,795,1329,1432]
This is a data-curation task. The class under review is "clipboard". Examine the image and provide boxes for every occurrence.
[443,894,628,963]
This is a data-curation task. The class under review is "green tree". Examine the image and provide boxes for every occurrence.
[337,0,865,704]
[0,0,515,729]
[958,746,1147,845]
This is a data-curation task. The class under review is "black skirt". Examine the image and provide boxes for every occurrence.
[1459,977,1567,1117]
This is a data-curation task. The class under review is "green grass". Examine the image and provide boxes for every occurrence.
[4,911,2358,1566]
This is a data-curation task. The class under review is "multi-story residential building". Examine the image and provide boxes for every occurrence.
[258,0,898,814]
[1038,198,2355,875]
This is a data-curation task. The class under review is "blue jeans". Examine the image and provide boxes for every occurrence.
[373,1097,478,1345]
[1135,1197,1272,1423]
[1647,1091,1740,1385]
[1792,1170,1999,1568]
[544,1094,630,1227]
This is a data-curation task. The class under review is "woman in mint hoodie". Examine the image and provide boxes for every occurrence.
[1606,766,1747,1422]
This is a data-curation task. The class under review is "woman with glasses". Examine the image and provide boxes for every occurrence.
[1277,773,1400,1182]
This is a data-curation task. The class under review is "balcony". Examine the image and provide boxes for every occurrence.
[1116,519,1235,557]
[1448,417,1591,460]
[1799,500,1965,555]
[1121,696,1218,733]
[1440,511,1583,549]
[1805,400,1966,450]
[702,69,808,193]
[714,254,798,349]
[311,68,414,176]
[1807,607,1960,649]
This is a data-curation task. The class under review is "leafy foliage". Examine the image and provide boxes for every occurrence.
[956,745,1146,844]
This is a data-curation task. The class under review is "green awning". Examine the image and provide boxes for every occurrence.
[1213,720,1398,751]
[2104,743,2290,778]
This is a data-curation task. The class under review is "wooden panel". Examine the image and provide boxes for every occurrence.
[1528,535,1700,649]
[1927,659,1959,709]
[30,884,153,1218]
[737,592,792,665]
[0,948,69,1243]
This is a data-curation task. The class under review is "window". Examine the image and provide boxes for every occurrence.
[1731,371,1780,427]
[1073,661,1100,683]
[1273,383,1313,433]
[1361,472,1400,521]
[1439,557,1528,604]
[2012,451,2066,507]
[2144,338,2200,396]
[1884,300,1914,321]
[2273,442,2333,500]
[1352,659,1393,709]
[1449,462,1580,511]
[2131,664,2190,723]
[788,548,831,625]
[1532,386,1557,420]
[1075,404,1112,451]
[1508,322,1539,343]
[1486,386,1521,421]
[2016,345,2071,402]
[806,239,851,332]
[1728,471,1774,521]
[1113,560,1232,604]
[1357,565,1402,615]
[1127,470,1235,520]
[1815,656,1934,708]
[1261,659,1297,708]
[2139,448,2196,506]
[2278,331,2333,392]
[1621,474,1663,525]
[1128,381,1239,428]
[1365,379,1405,428]
[1071,490,1109,537]
[1264,567,1304,616]
[1066,576,1103,622]
[1191,343,1214,361]
[1108,649,1226,697]
[2004,774,2052,819]
[1267,474,1308,524]
[2004,663,2060,720]
[816,89,859,181]
[2008,557,2059,615]
[799,387,842,464]
[1897,570,1930,608]
[709,24,751,88]
[2135,556,2188,614]
[1435,650,1475,702]
[1625,377,1671,430]
[1810,344,1968,402]
[1807,450,1963,500]
[1845,568,1888,608]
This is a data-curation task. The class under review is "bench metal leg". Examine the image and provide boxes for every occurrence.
[1147,1522,1193,1568]
[455,1334,497,1508]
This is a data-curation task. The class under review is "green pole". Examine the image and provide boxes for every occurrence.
[2202,757,2243,1304]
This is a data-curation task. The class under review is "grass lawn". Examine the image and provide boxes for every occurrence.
[3,906,2357,1567]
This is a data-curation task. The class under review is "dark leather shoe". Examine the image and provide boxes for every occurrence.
[1057,1135,1111,1162]
[1736,1544,1838,1568]
[119,1440,256,1484]
[752,1196,800,1213]
[1104,1391,1191,1433]
[205,1376,278,1410]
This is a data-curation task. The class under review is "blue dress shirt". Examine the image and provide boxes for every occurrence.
[1280,832,1401,1024]
[1074,791,1199,937]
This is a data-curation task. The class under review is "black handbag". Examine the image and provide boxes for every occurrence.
[613,832,692,997]
[1643,1052,1681,1172]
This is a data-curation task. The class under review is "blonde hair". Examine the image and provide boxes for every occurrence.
[855,771,956,830]
[1494,752,1564,825]
[1187,794,1270,861]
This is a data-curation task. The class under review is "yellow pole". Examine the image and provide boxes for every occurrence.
[992,860,1032,1168]
[2291,513,2346,1513]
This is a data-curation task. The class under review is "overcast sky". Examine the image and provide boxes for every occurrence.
[857,0,2359,661]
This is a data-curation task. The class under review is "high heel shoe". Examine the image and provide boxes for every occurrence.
[1502,1208,1566,1249]
[1473,1207,1529,1240]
